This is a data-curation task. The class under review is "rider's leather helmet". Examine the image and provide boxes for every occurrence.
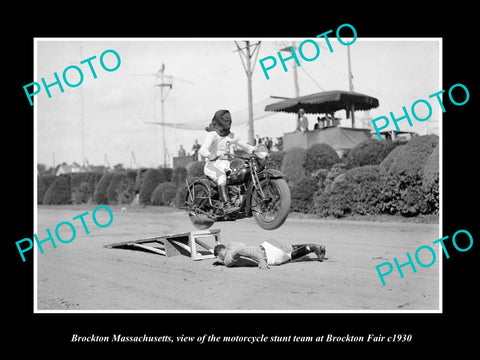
[205,109,232,137]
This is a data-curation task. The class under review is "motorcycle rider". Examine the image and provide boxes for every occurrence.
[199,109,255,213]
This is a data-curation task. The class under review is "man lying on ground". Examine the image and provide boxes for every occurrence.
[213,241,326,270]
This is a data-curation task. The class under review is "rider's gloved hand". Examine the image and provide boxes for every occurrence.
[208,153,218,161]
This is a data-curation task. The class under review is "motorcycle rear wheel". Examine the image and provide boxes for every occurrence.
[186,182,215,230]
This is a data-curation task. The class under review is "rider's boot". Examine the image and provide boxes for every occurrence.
[218,184,240,214]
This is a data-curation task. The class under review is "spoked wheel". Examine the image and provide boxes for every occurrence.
[186,182,215,230]
[251,178,291,230]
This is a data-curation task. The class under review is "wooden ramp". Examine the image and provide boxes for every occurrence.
[104,229,221,261]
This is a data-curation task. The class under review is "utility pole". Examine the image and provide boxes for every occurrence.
[130,151,138,169]
[137,63,193,168]
[280,42,300,98]
[155,63,171,168]
[234,41,261,145]
[347,46,355,127]
[104,154,111,170]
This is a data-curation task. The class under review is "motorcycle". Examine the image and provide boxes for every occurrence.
[184,144,291,230]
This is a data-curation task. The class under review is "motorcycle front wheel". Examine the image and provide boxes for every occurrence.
[251,178,291,230]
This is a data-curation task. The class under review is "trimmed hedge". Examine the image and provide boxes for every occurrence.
[381,135,439,216]
[321,163,348,192]
[171,167,188,186]
[71,172,92,204]
[305,143,339,174]
[151,182,178,206]
[72,181,91,204]
[174,185,188,208]
[290,177,319,213]
[106,171,133,205]
[387,135,438,177]
[314,165,386,218]
[43,174,72,205]
[93,172,114,204]
[186,161,205,178]
[70,172,90,193]
[281,147,306,183]
[379,144,405,173]
[139,169,169,205]
[267,151,286,170]
[422,145,439,214]
[37,174,56,204]
[163,167,173,182]
[346,139,399,168]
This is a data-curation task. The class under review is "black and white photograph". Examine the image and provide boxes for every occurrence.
[6,8,477,353]
[33,37,441,312]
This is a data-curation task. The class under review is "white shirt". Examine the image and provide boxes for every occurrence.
[199,131,255,160]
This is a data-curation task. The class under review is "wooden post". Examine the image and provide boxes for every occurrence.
[347,46,355,128]
[234,41,261,146]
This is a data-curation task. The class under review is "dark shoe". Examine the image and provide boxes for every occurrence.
[218,184,240,214]
[308,244,326,261]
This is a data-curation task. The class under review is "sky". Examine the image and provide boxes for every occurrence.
[35,38,440,169]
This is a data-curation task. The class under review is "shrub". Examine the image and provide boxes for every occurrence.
[116,170,137,204]
[171,167,188,186]
[43,174,72,205]
[106,171,134,205]
[290,177,318,213]
[305,143,340,174]
[72,181,91,204]
[139,169,169,205]
[267,150,286,170]
[70,172,92,204]
[280,147,306,183]
[381,135,439,216]
[322,162,348,192]
[346,139,400,168]
[70,172,90,193]
[162,167,173,182]
[151,182,178,206]
[387,135,439,178]
[422,145,439,214]
[37,174,56,204]
[379,144,405,173]
[173,185,188,208]
[93,172,114,204]
[186,161,205,178]
[314,165,386,218]
[134,168,149,193]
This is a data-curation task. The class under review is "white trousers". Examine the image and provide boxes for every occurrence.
[204,159,231,185]
[261,241,291,265]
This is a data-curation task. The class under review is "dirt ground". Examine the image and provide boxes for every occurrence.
[36,205,440,311]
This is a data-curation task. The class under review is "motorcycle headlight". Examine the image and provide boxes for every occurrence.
[254,144,269,159]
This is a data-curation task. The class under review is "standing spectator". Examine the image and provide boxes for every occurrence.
[275,137,283,151]
[178,145,186,157]
[298,108,309,132]
[191,139,201,160]
[265,137,273,150]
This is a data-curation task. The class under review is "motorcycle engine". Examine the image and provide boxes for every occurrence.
[229,185,245,208]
